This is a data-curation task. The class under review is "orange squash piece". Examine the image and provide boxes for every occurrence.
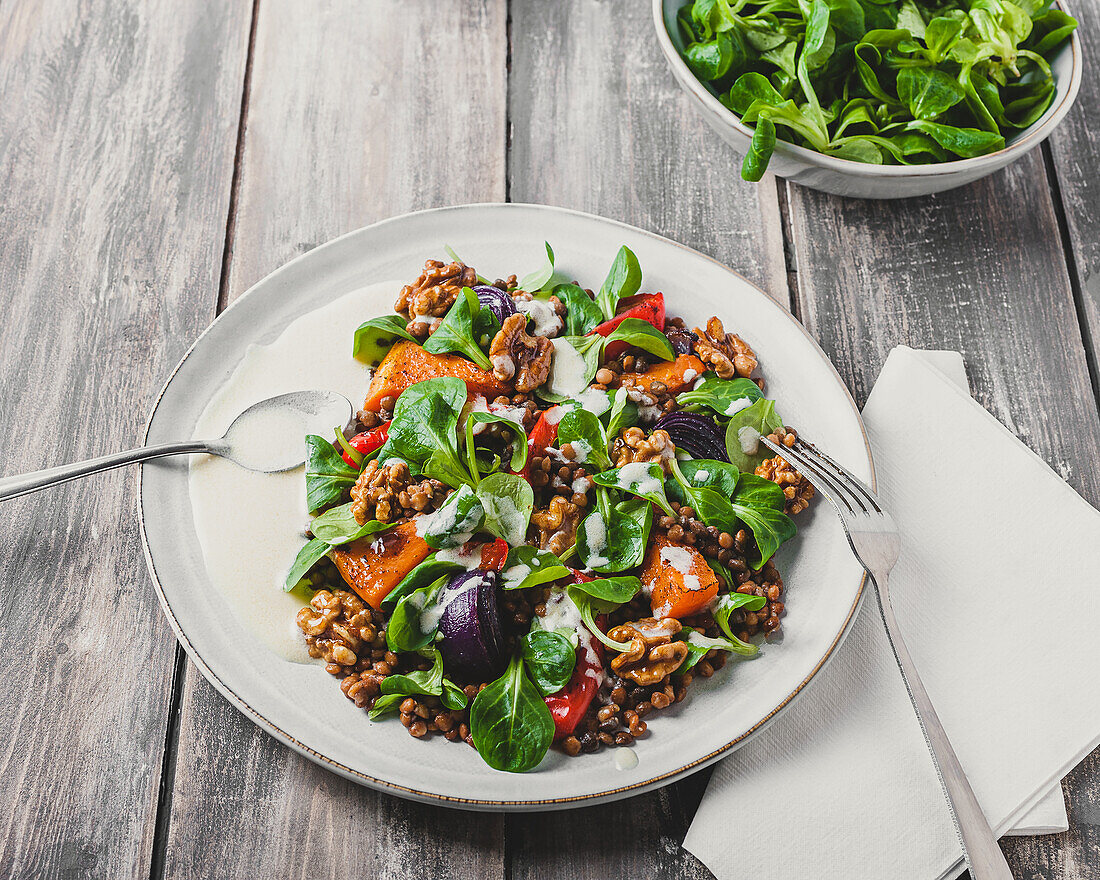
[642,534,720,619]
[331,521,431,609]
[363,340,512,411]
[628,354,706,397]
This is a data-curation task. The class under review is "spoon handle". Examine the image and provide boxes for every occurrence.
[0,441,214,502]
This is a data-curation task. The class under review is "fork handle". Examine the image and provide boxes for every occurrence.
[872,573,1014,880]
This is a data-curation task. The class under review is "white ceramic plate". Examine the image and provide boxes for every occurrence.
[140,203,872,810]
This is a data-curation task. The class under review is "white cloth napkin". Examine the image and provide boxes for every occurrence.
[684,346,1100,879]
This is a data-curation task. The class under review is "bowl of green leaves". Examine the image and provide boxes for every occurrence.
[654,0,1081,198]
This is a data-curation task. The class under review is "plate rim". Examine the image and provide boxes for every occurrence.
[138,202,874,809]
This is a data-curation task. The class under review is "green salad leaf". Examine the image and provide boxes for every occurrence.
[520,629,577,696]
[418,485,484,549]
[380,377,471,488]
[469,654,556,773]
[597,245,642,321]
[556,407,612,471]
[465,410,528,479]
[381,648,446,699]
[423,286,498,370]
[284,538,331,591]
[601,318,674,361]
[381,554,465,611]
[476,473,535,547]
[304,434,358,512]
[387,574,450,653]
[352,314,417,365]
[591,462,676,518]
[602,387,639,442]
[554,283,604,336]
[676,375,764,416]
[518,241,556,292]
[723,398,784,472]
[501,546,571,590]
[576,497,649,574]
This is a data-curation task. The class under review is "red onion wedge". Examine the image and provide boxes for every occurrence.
[437,568,506,681]
[654,411,728,462]
[472,285,518,326]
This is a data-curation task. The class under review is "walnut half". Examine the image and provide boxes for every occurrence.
[489,313,553,392]
[394,260,477,338]
[693,316,758,379]
[530,495,581,556]
[609,617,690,685]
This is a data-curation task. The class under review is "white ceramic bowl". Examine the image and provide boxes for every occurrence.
[654,0,1082,199]
[140,203,872,809]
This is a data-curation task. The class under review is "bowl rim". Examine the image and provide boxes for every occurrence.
[652,0,1083,178]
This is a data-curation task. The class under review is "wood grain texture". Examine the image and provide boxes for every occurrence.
[0,0,251,877]
[508,0,788,303]
[160,3,508,878]
[784,152,1100,879]
[507,2,784,878]
[1046,4,1100,400]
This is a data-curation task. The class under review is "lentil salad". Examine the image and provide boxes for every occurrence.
[288,244,815,772]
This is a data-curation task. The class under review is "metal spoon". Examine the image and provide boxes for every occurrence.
[0,390,353,502]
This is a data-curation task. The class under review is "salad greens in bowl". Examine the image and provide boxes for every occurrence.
[653,0,1081,198]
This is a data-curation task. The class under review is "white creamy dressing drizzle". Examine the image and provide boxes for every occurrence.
[542,404,569,426]
[613,748,639,771]
[435,542,485,570]
[188,281,400,663]
[546,338,589,398]
[467,395,530,435]
[725,397,753,416]
[616,461,662,496]
[415,499,473,546]
[481,492,528,546]
[501,563,531,589]
[516,297,564,337]
[420,578,475,634]
[738,425,763,454]
[569,438,592,463]
[539,587,604,685]
[660,543,704,593]
[584,511,609,569]
[575,387,611,416]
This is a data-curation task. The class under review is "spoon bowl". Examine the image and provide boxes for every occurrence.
[216,390,354,473]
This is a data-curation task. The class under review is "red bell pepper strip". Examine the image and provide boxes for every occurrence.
[544,567,606,740]
[546,643,604,741]
[339,421,390,468]
[519,407,564,480]
[479,538,509,572]
[587,292,666,360]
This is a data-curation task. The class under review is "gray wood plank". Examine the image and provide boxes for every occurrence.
[508,0,788,301]
[160,2,509,877]
[1046,4,1100,387]
[785,151,1100,879]
[507,1,785,878]
[1023,4,1100,875]
[0,0,252,877]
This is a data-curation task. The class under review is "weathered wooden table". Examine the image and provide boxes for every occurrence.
[2,1,1098,877]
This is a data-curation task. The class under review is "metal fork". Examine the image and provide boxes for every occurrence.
[761,435,1013,880]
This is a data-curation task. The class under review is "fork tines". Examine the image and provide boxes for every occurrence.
[759,436,880,515]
